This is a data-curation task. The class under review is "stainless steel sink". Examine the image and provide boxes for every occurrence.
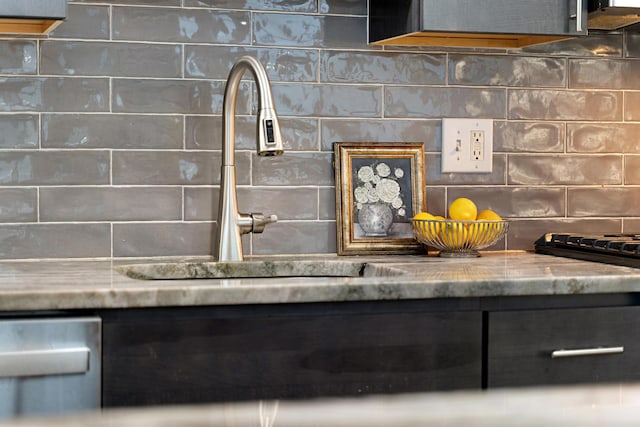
[115,260,406,280]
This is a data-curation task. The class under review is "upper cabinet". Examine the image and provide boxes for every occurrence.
[369,0,588,49]
[0,0,67,35]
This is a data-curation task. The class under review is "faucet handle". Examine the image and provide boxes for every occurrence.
[251,213,278,234]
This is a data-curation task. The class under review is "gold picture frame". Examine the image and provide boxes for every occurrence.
[334,142,426,255]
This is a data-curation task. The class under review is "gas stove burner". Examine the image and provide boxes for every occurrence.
[534,233,640,268]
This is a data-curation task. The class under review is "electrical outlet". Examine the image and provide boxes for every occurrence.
[441,118,493,173]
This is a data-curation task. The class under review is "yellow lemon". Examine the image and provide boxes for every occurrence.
[477,209,502,221]
[465,221,485,245]
[412,212,436,241]
[449,197,477,221]
[441,222,468,249]
[429,216,446,239]
[413,211,434,220]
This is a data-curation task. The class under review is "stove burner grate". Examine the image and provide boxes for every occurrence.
[534,233,640,268]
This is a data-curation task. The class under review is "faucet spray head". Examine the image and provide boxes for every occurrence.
[257,107,284,156]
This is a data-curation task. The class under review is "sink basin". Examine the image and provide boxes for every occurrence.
[115,259,406,280]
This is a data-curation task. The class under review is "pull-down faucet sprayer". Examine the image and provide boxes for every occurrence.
[214,56,284,262]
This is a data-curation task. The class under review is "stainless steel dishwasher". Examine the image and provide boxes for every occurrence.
[0,316,101,420]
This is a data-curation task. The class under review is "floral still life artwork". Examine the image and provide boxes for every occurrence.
[334,142,426,255]
[352,158,413,238]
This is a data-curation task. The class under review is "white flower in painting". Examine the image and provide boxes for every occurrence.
[357,166,374,182]
[367,187,380,203]
[377,178,400,203]
[353,162,408,218]
[354,186,368,204]
[391,196,403,209]
[376,163,391,177]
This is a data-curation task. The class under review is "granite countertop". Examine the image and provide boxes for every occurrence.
[3,383,640,426]
[1,251,640,311]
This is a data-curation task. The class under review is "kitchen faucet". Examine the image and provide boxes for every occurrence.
[214,56,284,262]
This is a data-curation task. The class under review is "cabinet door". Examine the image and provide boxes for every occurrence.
[488,306,640,388]
[420,0,586,35]
[102,306,482,407]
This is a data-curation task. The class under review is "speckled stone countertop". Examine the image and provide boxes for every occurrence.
[3,383,640,426]
[1,251,640,311]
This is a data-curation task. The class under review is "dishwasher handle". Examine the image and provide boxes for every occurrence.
[0,347,90,378]
[551,346,624,359]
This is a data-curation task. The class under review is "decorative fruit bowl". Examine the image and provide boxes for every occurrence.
[411,219,509,257]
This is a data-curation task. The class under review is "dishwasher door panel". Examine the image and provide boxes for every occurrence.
[0,317,101,420]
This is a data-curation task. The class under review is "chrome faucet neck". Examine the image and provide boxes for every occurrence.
[214,56,284,262]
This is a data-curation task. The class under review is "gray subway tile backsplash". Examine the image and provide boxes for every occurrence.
[273,83,381,117]
[41,41,182,78]
[253,153,334,186]
[184,0,316,12]
[568,188,640,216]
[253,13,368,48]
[113,7,252,44]
[185,186,318,222]
[42,114,184,149]
[0,189,37,222]
[186,115,318,151]
[447,187,565,218]
[50,4,110,40]
[0,41,36,75]
[252,221,337,255]
[319,0,367,14]
[448,54,566,87]
[321,51,446,84]
[0,115,38,148]
[623,92,640,120]
[112,151,251,185]
[40,187,182,222]
[570,58,640,89]
[112,79,247,114]
[0,0,637,259]
[508,155,622,185]
[0,78,108,112]
[0,151,110,186]
[185,46,318,81]
[493,121,565,153]
[113,222,215,257]
[508,89,622,121]
[320,119,440,151]
[0,224,110,259]
[385,86,506,119]
[568,123,640,153]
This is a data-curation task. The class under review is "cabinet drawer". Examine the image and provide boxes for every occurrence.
[488,306,640,388]
[103,306,482,406]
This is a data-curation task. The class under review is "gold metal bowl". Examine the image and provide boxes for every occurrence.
[411,219,509,257]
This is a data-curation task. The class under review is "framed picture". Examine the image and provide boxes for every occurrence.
[334,142,426,255]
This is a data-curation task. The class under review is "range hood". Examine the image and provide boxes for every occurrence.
[588,0,640,29]
[369,0,587,49]
[0,0,66,35]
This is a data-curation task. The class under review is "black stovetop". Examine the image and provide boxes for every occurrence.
[534,233,640,268]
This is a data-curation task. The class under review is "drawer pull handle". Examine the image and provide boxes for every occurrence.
[551,346,624,359]
[0,347,90,378]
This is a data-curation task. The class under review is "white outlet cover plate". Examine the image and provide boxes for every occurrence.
[441,118,493,173]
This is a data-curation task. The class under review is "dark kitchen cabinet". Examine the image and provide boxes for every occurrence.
[370,0,587,48]
[101,302,482,407]
[487,306,640,388]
